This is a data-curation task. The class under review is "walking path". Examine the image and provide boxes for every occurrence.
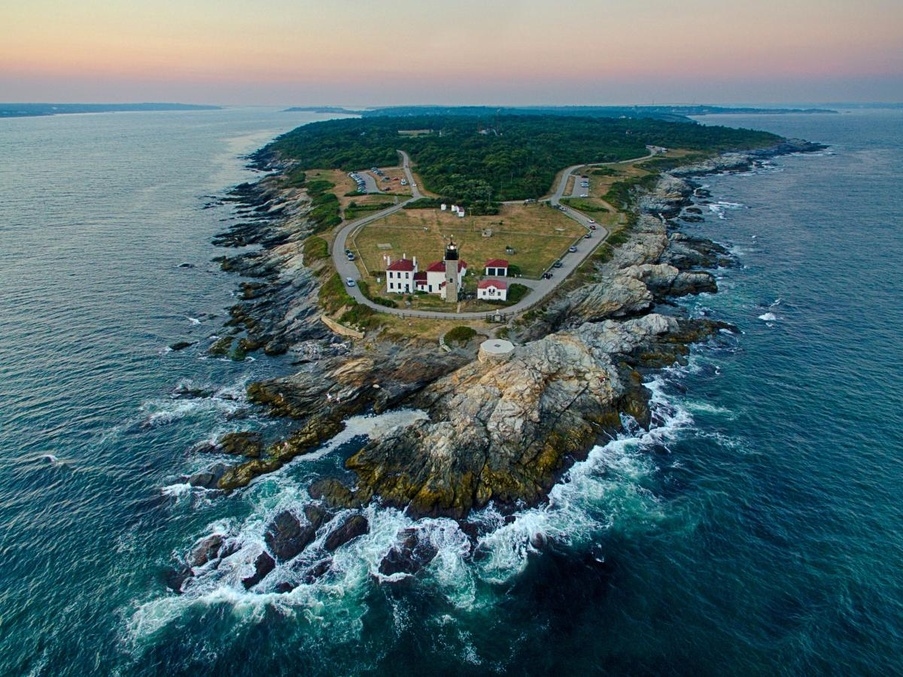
[330,150,655,322]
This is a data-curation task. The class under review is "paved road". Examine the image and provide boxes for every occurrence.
[329,151,652,322]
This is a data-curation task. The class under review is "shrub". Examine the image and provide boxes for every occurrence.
[445,326,477,345]
[340,304,379,330]
[303,236,329,263]
[403,197,445,210]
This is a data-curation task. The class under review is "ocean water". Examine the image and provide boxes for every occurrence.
[1,108,901,675]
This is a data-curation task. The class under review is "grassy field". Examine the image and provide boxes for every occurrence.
[350,202,584,279]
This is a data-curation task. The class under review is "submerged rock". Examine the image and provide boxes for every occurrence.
[164,565,192,593]
[168,341,196,352]
[378,528,439,577]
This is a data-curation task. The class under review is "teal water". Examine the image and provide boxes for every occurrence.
[1,108,901,675]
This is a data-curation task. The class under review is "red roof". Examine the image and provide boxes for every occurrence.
[485,259,509,269]
[386,258,415,272]
[426,260,467,273]
[413,271,427,281]
[478,278,508,290]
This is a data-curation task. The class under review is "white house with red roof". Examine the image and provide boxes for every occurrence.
[387,247,467,301]
[386,251,467,300]
[484,259,509,277]
[385,256,417,294]
[477,278,508,302]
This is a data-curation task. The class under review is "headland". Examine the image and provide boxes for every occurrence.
[171,111,824,587]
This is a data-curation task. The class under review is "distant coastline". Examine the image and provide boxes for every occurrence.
[283,106,363,115]
[283,104,839,124]
[0,103,221,119]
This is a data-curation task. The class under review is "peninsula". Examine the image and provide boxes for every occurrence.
[194,110,822,521]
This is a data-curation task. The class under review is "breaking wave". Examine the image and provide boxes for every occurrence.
[127,375,698,648]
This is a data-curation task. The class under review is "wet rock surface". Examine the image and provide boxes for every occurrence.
[264,510,316,562]
[378,528,439,577]
[323,514,369,552]
[242,551,276,589]
[187,534,224,568]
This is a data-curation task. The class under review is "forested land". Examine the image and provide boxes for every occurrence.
[255,114,780,213]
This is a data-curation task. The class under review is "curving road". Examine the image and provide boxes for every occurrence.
[329,150,653,322]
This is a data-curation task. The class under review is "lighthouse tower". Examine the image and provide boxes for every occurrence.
[444,239,460,302]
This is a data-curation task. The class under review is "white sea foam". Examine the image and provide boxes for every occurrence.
[131,376,701,642]
[758,312,777,322]
[685,400,736,418]
[707,200,746,219]
[139,377,252,427]
[161,482,194,499]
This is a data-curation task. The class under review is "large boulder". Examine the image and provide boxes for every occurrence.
[242,551,276,589]
[187,462,230,489]
[187,534,224,568]
[323,514,369,552]
[346,330,626,518]
[264,510,316,562]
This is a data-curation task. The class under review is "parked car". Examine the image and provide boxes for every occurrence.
[568,246,577,253]
[553,260,563,268]
[346,277,355,287]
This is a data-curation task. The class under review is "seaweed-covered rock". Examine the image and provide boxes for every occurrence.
[308,478,365,510]
[217,431,263,458]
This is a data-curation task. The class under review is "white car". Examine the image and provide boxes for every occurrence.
[346,277,355,287]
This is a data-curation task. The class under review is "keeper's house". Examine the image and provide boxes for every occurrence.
[385,246,466,302]
[477,278,508,302]
[385,256,417,294]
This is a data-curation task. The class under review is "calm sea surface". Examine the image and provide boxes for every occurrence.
[0,108,901,675]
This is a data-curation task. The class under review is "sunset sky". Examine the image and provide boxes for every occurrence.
[2,0,900,106]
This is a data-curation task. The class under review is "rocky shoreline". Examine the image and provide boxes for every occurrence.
[188,137,822,523]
